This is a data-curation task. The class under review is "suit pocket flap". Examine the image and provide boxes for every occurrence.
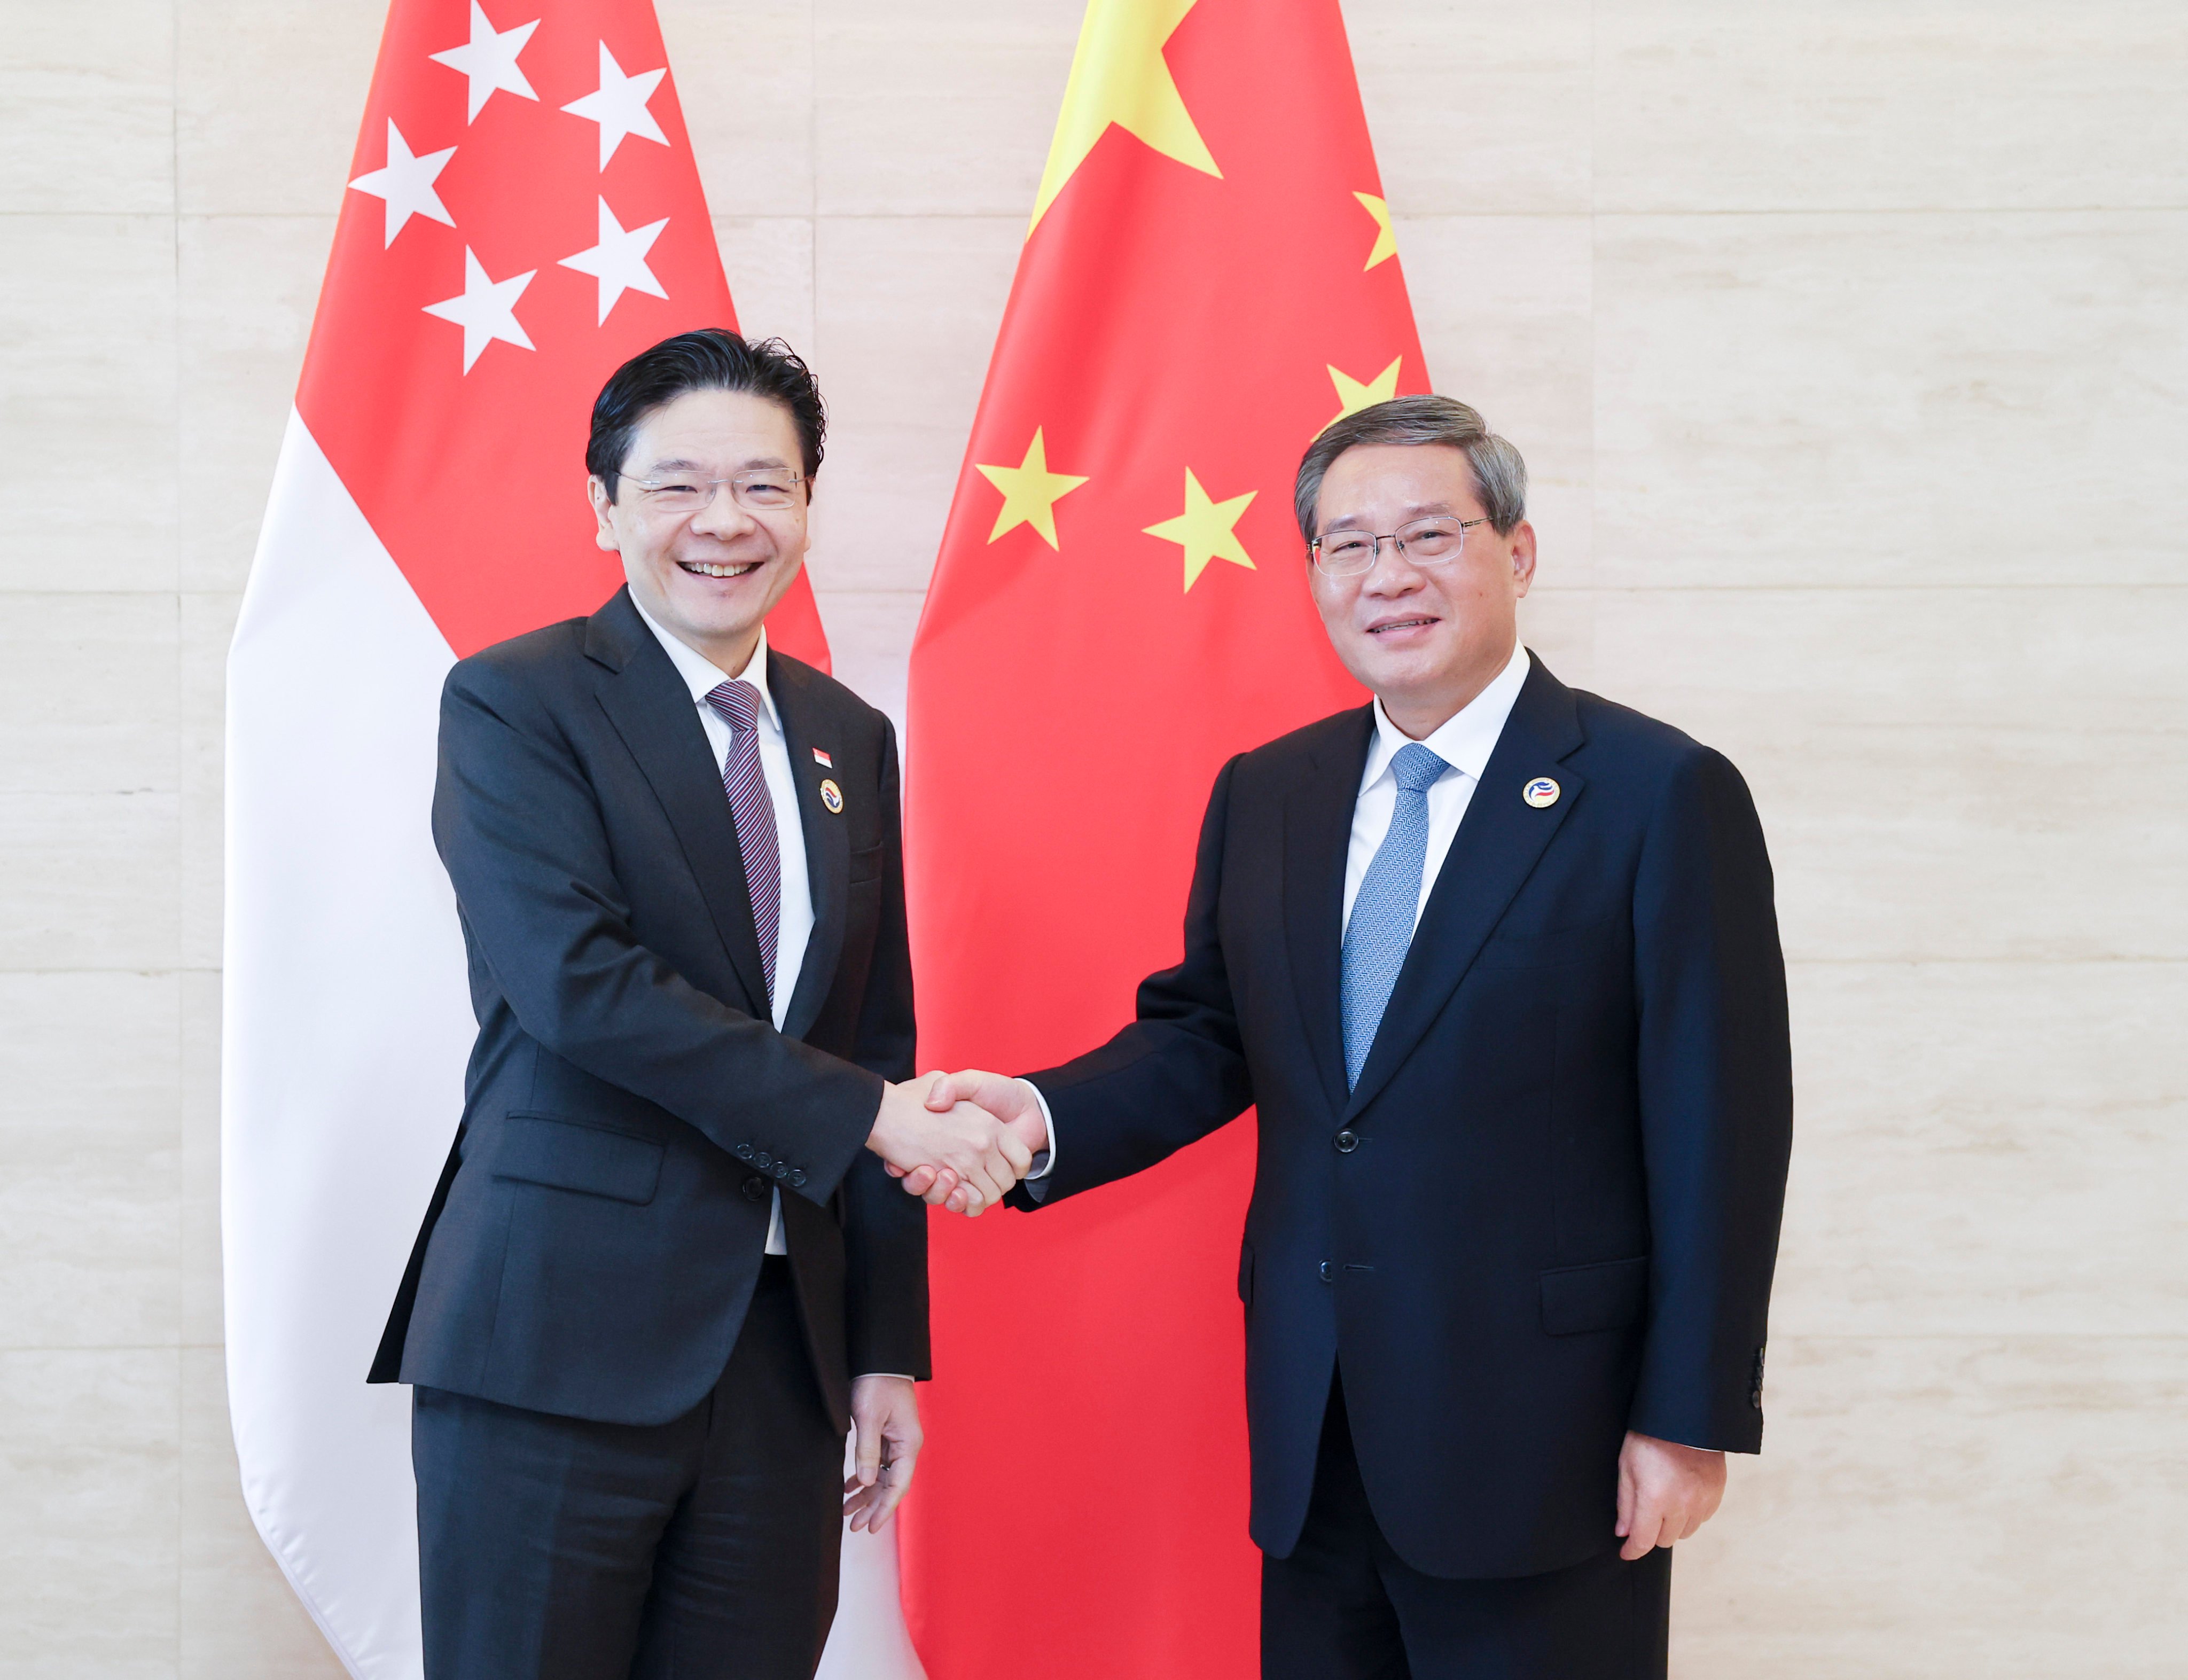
[1540,1255,1648,1336]
[491,1114,663,1206]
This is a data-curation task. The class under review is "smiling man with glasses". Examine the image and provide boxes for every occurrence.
[915,395,1795,1680]
[371,330,1030,1680]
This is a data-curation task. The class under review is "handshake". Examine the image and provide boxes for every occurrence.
[866,1070,1047,1215]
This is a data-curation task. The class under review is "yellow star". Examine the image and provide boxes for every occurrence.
[1144,468,1257,591]
[1325,356,1404,429]
[1354,191,1398,269]
[974,427,1089,549]
[1029,0,1221,235]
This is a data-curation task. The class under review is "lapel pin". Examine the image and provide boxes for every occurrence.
[819,778,844,815]
[1522,776,1560,809]
[812,748,833,768]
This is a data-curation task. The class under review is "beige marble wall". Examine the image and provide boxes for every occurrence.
[1,1,2180,1673]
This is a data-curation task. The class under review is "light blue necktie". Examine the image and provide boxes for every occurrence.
[1341,742,1450,1090]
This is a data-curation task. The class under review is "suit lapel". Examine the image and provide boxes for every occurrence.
[584,591,772,1018]
[770,653,848,1043]
[1343,657,1587,1121]
[1284,707,1376,1119]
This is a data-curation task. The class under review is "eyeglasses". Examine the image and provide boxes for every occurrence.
[1311,515,1487,577]
[615,468,806,516]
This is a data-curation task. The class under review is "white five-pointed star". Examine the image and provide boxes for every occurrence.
[560,43,669,168]
[347,120,457,246]
[429,2,540,123]
[423,248,537,372]
[559,198,670,324]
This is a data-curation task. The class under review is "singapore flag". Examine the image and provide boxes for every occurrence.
[223,3,912,1675]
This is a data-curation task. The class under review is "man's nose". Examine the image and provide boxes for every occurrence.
[689,486,759,539]
[1361,540,1425,595]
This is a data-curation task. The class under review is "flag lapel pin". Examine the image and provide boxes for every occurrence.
[811,748,833,768]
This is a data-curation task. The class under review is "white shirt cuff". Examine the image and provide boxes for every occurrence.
[1023,1081,1056,1190]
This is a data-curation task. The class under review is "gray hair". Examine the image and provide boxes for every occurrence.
[1293,394,1528,543]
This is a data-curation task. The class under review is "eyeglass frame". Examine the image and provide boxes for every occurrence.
[612,466,809,517]
[1309,514,1490,577]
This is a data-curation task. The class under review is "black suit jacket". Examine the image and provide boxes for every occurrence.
[370,588,927,1429]
[1009,654,1792,1579]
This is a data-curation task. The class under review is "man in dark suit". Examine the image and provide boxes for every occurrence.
[370,330,1032,1680]
[911,396,1793,1678]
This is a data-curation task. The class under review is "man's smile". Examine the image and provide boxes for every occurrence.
[1365,613,1440,637]
[676,559,763,579]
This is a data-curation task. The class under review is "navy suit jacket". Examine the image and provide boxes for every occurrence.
[370,588,926,1429]
[1010,654,1792,1579]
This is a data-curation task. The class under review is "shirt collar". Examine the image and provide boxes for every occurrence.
[1361,639,1531,791]
[629,595,781,732]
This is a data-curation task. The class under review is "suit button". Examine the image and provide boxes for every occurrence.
[741,1174,769,1204]
[735,1144,754,1162]
[1318,1261,1334,1284]
[789,1169,807,1188]
[772,1162,790,1181]
[1333,1130,1359,1154]
[755,1152,772,1170]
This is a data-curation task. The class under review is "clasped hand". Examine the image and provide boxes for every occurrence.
[865,1070,1046,1215]
[866,1070,1045,1214]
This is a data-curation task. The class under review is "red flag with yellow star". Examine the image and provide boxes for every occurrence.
[902,2,1428,1674]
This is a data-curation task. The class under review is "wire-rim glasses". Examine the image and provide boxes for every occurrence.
[1311,515,1487,577]
[616,468,806,517]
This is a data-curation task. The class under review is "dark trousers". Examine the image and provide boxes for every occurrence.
[1263,1377,1671,1680]
[412,1257,845,1680]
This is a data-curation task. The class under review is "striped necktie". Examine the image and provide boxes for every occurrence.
[1340,741,1450,1089]
[704,679,779,1009]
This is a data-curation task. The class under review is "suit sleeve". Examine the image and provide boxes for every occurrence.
[1006,755,1256,1208]
[434,658,882,1205]
[837,720,931,1379]
[1627,745,1794,1453]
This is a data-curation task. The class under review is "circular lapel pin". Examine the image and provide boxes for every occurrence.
[1522,776,1560,809]
[819,778,844,815]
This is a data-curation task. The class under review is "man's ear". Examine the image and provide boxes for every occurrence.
[1508,519,1538,597]
[588,476,619,554]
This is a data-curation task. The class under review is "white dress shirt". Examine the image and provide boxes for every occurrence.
[632,600,811,1256]
[1342,638,1531,937]
[1028,640,1533,1185]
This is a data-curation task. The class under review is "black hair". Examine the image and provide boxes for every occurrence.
[587,329,826,500]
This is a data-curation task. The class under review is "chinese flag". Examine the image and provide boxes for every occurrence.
[902,2,1428,1676]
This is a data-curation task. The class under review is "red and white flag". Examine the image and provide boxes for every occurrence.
[222,4,910,1675]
